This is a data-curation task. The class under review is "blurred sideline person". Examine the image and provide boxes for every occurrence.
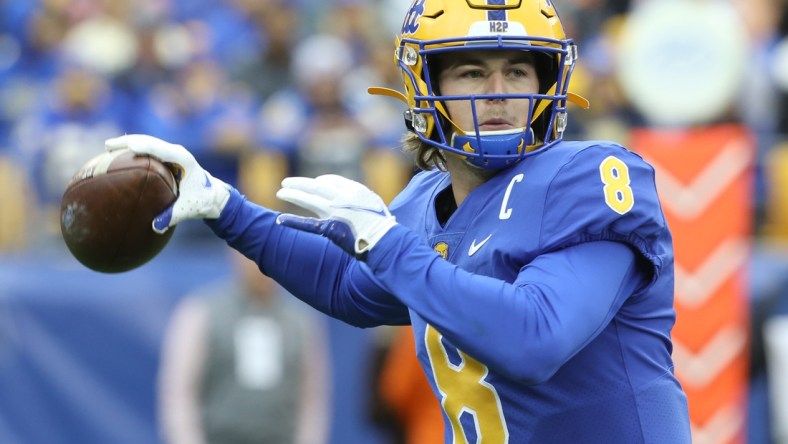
[370,326,444,444]
[767,323,788,443]
[110,0,691,441]
[157,249,329,444]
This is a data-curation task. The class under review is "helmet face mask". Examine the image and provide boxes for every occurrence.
[396,0,578,170]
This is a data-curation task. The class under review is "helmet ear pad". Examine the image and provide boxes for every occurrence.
[531,51,559,141]
[425,56,453,142]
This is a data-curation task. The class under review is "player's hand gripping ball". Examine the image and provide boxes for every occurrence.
[60,148,178,273]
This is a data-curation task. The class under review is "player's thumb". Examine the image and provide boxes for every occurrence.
[105,135,130,152]
[152,205,175,234]
[276,214,324,233]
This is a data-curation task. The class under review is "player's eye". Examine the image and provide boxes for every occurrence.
[459,69,484,79]
[510,65,532,78]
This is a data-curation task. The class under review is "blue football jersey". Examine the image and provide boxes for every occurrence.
[208,140,691,443]
[364,140,690,443]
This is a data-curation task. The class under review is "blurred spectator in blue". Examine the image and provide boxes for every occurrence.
[255,33,368,181]
[0,2,60,250]
[318,0,379,63]
[0,1,38,40]
[230,0,303,101]
[254,32,411,204]
[347,36,406,143]
[172,0,266,69]
[554,0,644,144]
[158,249,330,444]
[14,64,134,237]
[558,0,630,44]
[5,1,142,240]
[112,13,184,102]
[133,56,258,188]
[0,1,71,153]
[13,0,70,80]
[343,33,414,202]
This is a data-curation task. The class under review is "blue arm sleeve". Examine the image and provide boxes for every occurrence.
[206,189,410,327]
[366,225,647,383]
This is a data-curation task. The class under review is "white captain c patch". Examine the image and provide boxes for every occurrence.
[499,174,524,220]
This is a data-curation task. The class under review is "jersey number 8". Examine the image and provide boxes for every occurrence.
[425,325,508,443]
[599,156,635,215]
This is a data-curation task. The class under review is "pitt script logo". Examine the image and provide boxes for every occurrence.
[401,0,426,34]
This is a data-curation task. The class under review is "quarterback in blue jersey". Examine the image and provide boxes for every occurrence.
[106,0,691,442]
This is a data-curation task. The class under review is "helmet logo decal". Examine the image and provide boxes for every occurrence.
[489,21,509,33]
[401,0,426,35]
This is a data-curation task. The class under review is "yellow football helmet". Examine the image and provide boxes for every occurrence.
[372,0,588,169]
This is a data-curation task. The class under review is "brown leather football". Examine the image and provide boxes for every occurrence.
[60,148,178,273]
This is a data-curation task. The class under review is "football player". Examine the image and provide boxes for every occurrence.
[108,0,691,441]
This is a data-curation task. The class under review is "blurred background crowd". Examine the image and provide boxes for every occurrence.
[1,0,788,443]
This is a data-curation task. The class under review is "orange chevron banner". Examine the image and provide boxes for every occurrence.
[630,124,754,444]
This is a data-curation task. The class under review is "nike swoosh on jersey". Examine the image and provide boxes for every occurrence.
[468,234,492,256]
[203,172,212,188]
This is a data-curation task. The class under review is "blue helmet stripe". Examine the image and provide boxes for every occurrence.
[488,10,506,20]
[487,0,507,21]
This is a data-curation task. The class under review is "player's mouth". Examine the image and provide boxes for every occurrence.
[478,118,513,131]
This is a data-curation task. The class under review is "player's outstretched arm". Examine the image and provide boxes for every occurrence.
[105,134,231,233]
[104,137,408,326]
[274,172,649,383]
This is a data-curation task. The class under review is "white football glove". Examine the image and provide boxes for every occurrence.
[105,134,231,234]
[275,174,397,258]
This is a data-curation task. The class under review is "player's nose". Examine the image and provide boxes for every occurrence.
[485,72,506,99]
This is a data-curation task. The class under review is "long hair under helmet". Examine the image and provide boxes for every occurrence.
[370,0,589,170]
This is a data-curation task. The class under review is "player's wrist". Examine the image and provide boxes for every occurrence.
[204,187,242,230]
[355,216,397,255]
[205,173,231,218]
[363,223,409,268]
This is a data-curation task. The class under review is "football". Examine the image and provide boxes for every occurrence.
[60,148,178,273]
